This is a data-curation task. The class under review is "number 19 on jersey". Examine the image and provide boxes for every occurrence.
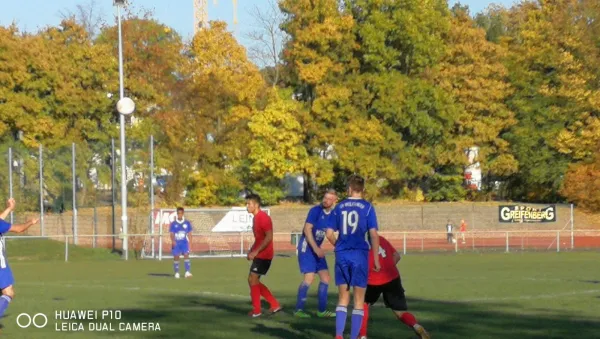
[341,210,359,235]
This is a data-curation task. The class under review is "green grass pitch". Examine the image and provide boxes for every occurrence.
[1,239,599,338]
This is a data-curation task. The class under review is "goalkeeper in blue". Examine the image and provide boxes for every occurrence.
[294,189,338,318]
[0,198,39,319]
[326,175,380,339]
[169,207,193,279]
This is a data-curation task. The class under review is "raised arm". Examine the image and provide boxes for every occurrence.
[0,198,15,220]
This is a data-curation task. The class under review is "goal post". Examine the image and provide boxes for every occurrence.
[141,207,270,260]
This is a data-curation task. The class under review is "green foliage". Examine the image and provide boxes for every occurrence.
[247,179,287,206]
[424,173,467,202]
[2,0,600,210]
[185,170,243,206]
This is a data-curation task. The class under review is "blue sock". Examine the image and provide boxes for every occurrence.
[317,282,328,312]
[295,282,310,311]
[184,259,191,272]
[335,305,347,337]
[350,309,364,339]
[173,261,179,274]
[0,295,12,318]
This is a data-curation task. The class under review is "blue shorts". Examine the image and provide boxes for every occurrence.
[172,242,189,256]
[334,250,369,288]
[0,266,14,289]
[298,251,328,274]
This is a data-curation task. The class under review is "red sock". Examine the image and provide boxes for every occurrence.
[399,312,417,328]
[359,304,369,336]
[250,284,262,314]
[259,283,279,308]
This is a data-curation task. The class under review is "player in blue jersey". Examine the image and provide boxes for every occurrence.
[0,198,39,319]
[169,207,193,279]
[326,175,380,339]
[294,189,338,318]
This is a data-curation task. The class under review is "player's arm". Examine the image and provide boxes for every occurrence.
[325,228,337,246]
[303,223,324,255]
[393,251,401,264]
[386,239,401,264]
[253,230,272,254]
[169,223,176,248]
[187,223,193,248]
[369,229,380,271]
[249,216,273,258]
[9,218,39,233]
[0,198,15,220]
[325,208,339,246]
[367,206,380,271]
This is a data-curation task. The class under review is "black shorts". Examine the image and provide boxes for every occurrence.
[365,277,408,311]
[249,258,272,276]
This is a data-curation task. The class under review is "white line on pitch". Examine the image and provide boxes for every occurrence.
[21,281,248,300]
[459,289,600,302]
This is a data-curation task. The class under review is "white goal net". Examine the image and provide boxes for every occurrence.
[141,208,270,259]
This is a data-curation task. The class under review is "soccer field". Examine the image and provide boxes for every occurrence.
[3,244,600,338]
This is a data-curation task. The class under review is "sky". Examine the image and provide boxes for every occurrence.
[0,0,518,50]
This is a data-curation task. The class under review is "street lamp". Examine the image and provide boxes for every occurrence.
[114,0,134,260]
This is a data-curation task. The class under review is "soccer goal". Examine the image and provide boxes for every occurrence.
[141,208,270,260]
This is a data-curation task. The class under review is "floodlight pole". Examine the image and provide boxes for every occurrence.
[116,0,128,260]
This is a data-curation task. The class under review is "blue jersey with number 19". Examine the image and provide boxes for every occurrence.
[329,197,378,252]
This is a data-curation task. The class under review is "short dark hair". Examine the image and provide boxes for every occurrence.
[177,207,184,213]
[323,188,337,197]
[245,193,262,206]
[347,174,365,192]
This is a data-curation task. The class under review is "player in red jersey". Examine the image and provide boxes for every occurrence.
[246,193,282,318]
[359,236,430,339]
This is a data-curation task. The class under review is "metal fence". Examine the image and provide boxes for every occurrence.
[4,230,599,262]
[0,136,159,247]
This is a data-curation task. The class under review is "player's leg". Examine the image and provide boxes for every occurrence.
[294,272,314,317]
[172,251,181,279]
[350,286,367,339]
[256,259,281,313]
[295,253,316,317]
[248,259,281,316]
[315,257,335,317]
[359,285,382,339]
[334,259,351,339]
[349,251,369,339]
[247,270,263,317]
[359,303,369,339]
[383,278,430,339]
[183,245,192,278]
[0,267,15,318]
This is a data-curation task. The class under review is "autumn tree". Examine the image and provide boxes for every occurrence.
[281,0,471,201]
[502,0,600,201]
[177,21,270,205]
[0,20,119,209]
[96,12,186,203]
[561,149,600,212]
[432,6,517,195]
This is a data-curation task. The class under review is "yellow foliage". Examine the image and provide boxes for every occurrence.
[248,95,308,179]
